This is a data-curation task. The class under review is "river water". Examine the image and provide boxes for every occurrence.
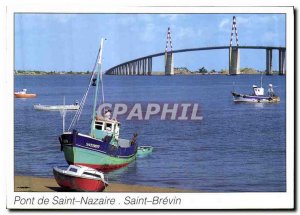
[14,74,286,192]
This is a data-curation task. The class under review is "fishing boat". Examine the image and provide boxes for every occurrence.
[14,89,37,98]
[231,74,280,103]
[34,104,79,111]
[53,165,108,192]
[59,38,138,171]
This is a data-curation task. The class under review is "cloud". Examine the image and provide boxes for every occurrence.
[256,15,279,24]
[50,14,75,23]
[235,15,284,45]
[140,23,156,42]
[219,16,250,32]
[234,15,281,27]
[31,14,75,24]
[138,14,154,23]
[235,16,250,26]
[170,26,205,48]
[116,15,137,26]
[159,14,179,22]
[176,27,201,39]
[261,31,279,43]
[218,18,230,30]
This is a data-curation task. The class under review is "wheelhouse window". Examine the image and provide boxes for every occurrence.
[95,121,103,130]
[106,123,113,131]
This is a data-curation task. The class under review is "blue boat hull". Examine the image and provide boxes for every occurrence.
[59,130,138,170]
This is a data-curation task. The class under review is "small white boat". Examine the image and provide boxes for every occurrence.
[53,165,108,192]
[34,104,80,111]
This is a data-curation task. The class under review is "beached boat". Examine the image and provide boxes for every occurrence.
[231,74,280,103]
[34,104,79,111]
[137,146,153,157]
[53,165,108,192]
[59,38,138,171]
[14,89,37,98]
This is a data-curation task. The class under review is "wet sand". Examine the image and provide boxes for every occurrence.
[15,176,194,192]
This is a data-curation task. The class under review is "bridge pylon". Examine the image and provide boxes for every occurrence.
[229,16,240,75]
[278,48,286,75]
[165,27,174,75]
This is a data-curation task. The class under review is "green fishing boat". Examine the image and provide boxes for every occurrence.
[59,38,138,171]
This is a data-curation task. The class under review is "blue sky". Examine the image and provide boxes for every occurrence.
[14,13,285,72]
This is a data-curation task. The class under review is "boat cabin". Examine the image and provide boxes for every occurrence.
[92,116,120,140]
[66,165,105,180]
[252,85,264,96]
[16,89,27,94]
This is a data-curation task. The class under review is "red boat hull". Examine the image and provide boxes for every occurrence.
[53,169,106,192]
[69,162,130,172]
[14,93,37,98]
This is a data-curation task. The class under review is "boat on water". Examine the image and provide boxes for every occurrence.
[59,38,138,171]
[137,146,153,157]
[53,165,108,192]
[231,74,280,103]
[34,104,79,111]
[14,89,37,98]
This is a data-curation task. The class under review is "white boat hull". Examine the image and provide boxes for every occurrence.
[53,165,108,192]
[34,104,80,111]
[232,92,280,103]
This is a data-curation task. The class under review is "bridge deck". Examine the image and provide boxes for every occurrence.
[105,45,286,73]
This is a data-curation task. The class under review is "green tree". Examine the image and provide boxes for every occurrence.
[198,67,208,73]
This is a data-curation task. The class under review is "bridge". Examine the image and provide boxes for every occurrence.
[105,17,286,76]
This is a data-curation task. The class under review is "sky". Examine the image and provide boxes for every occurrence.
[14,13,286,72]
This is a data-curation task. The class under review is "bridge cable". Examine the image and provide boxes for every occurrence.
[230,16,239,47]
[165,27,173,65]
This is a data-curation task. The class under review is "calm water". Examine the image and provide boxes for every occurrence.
[14,74,286,192]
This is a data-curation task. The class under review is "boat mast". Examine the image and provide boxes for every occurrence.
[62,96,65,132]
[91,38,105,133]
[260,72,263,88]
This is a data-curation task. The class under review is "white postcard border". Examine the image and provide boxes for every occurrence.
[4,2,294,209]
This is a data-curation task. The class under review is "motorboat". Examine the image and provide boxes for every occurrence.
[53,165,108,192]
[34,104,79,111]
[231,74,280,103]
[232,84,280,103]
[14,89,37,98]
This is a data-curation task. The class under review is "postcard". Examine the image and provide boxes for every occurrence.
[3,1,294,210]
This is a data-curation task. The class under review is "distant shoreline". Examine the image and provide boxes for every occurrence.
[14,72,275,76]
[14,68,280,76]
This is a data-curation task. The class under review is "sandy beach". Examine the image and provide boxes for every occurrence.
[15,176,194,192]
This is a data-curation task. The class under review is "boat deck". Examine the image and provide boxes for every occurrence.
[118,138,130,147]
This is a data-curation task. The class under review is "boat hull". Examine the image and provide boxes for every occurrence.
[53,168,106,192]
[14,93,37,98]
[34,104,79,111]
[232,92,280,103]
[60,131,138,171]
